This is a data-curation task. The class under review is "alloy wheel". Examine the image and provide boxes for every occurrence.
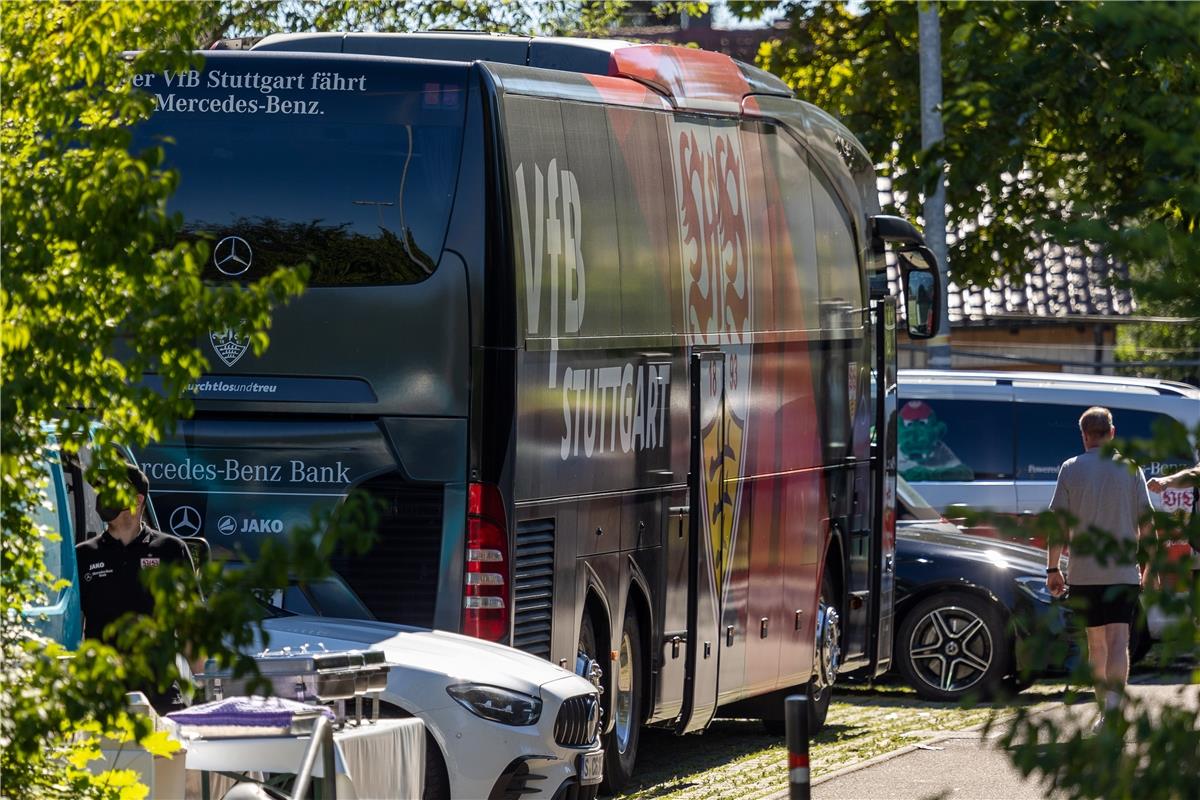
[907,605,994,693]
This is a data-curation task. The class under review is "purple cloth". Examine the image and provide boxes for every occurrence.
[167,696,334,728]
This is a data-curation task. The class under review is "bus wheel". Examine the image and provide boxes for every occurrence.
[808,573,841,731]
[609,609,638,791]
[581,607,642,794]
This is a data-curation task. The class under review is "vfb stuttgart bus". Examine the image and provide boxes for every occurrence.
[132,34,941,792]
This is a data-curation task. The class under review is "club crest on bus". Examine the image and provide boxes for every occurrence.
[210,324,250,367]
[670,120,754,602]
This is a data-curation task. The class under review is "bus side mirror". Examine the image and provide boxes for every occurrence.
[898,246,941,340]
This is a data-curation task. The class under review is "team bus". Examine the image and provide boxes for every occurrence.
[131,33,941,791]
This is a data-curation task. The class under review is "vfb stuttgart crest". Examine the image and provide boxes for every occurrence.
[669,119,754,603]
[210,324,250,367]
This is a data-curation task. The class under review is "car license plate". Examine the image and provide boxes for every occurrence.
[577,750,604,786]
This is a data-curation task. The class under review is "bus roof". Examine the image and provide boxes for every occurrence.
[250,32,792,114]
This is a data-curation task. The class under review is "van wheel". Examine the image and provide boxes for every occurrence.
[580,609,643,794]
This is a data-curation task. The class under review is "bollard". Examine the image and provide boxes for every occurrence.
[785,693,811,800]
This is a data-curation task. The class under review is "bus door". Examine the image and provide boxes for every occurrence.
[868,298,898,676]
[677,352,725,734]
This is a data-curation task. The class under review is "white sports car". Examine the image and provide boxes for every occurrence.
[256,612,604,800]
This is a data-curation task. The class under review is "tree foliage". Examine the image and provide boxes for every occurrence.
[0,2,349,796]
[753,0,1200,319]
[3,0,699,794]
[747,4,1200,796]
[191,0,706,47]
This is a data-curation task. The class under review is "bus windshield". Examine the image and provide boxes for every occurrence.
[131,56,469,286]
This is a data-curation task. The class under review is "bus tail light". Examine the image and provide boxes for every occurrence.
[463,482,510,642]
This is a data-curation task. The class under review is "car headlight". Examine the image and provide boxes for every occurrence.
[446,684,542,726]
[1015,576,1054,604]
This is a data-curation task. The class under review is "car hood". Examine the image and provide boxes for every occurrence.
[257,615,577,697]
[897,525,1048,577]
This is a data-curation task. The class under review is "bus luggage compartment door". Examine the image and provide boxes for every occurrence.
[676,352,725,734]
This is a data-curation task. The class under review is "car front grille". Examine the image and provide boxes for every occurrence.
[513,518,555,659]
[554,693,601,747]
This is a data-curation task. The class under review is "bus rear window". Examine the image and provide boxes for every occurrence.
[131,56,468,286]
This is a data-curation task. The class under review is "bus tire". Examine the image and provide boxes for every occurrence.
[600,607,642,793]
[807,572,840,731]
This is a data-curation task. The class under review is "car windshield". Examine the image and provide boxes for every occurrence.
[896,476,942,521]
[224,563,375,621]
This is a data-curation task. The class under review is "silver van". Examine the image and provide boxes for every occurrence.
[896,370,1199,515]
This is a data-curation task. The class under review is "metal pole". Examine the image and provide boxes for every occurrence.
[785,694,811,800]
[290,716,338,800]
[919,1,952,369]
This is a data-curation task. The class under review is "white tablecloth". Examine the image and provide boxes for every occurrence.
[184,718,425,800]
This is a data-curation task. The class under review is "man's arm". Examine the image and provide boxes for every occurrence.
[1137,466,1161,588]
[1046,539,1067,597]
[1148,464,1200,494]
[1046,463,1070,597]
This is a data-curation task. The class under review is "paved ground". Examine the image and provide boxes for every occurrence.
[800,675,1198,800]
[614,681,1067,800]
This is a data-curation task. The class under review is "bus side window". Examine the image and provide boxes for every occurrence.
[809,159,864,326]
[608,106,673,337]
[761,124,819,329]
[559,100,621,338]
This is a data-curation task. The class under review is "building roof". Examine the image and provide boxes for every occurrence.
[879,181,1138,325]
[943,242,1136,325]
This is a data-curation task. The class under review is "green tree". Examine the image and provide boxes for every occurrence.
[750,1,1200,317]
[0,3,351,796]
[188,0,705,47]
[745,4,1200,796]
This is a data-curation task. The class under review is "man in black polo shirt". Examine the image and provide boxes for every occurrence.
[76,463,195,713]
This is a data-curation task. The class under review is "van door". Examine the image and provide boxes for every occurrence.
[895,383,1017,514]
[27,452,82,648]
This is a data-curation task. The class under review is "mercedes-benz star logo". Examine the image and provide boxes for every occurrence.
[214,236,252,277]
[169,505,202,537]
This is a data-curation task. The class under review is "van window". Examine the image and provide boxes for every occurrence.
[897,399,1014,481]
[1016,404,1193,480]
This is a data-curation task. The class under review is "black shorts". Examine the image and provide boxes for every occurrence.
[1068,584,1140,628]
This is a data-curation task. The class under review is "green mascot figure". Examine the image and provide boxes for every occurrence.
[897,400,975,482]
